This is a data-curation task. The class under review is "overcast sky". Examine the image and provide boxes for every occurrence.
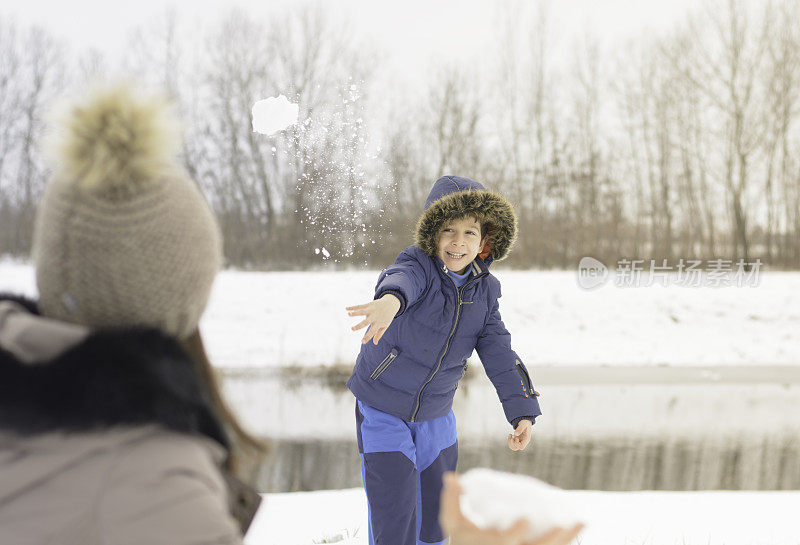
[5,0,705,74]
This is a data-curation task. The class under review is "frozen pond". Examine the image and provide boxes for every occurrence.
[223,365,800,492]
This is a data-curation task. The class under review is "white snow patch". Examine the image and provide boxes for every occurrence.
[205,269,800,367]
[252,95,299,135]
[245,486,800,545]
[3,264,800,367]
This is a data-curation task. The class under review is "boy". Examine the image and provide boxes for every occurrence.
[346,176,541,545]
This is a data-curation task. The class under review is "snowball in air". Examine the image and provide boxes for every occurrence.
[459,468,585,540]
[252,95,299,135]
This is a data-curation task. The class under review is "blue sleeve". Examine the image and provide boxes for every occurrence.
[374,249,428,316]
[475,282,542,426]
[511,416,537,429]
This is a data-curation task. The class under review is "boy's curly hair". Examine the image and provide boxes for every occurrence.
[414,189,518,261]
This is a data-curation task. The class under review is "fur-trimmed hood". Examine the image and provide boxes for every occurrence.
[414,176,518,262]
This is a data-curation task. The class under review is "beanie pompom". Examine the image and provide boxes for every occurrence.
[44,83,181,197]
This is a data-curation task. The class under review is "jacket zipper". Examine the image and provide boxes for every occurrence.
[370,349,398,380]
[409,263,484,422]
[516,360,539,397]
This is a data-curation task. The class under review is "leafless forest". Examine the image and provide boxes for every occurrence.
[1,0,799,270]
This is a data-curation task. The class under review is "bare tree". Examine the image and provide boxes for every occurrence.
[664,0,774,263]
[380,66,485,261]
[428,68,483,177]
[761,0,800,265]
[0,23,65,256]
[489,1,556,264]
[563,34,625,266]
[176,6,380,268]
[616,38,681,261]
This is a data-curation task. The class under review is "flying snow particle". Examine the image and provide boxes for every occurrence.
[314,248,320,254]
[321,247,331,258]
[252,95,299,135]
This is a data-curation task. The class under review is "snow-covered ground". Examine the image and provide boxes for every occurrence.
[5,260,799,540]
[246,487,800,545]
[3,261,799,367]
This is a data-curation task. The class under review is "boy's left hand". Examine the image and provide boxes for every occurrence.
[507,420,532,451]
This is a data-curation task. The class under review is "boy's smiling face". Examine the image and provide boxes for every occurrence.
[437,216,489,274]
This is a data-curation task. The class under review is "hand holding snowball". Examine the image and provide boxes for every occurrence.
[439,473,583,545]
[508,419,533,451]
[346,294,401,345]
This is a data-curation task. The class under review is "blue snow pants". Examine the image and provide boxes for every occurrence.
[356,400,458,545]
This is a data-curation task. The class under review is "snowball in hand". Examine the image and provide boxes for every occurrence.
[251,95,299,135]
[459,468,584,539]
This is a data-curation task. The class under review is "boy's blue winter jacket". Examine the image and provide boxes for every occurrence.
[346,176,542,425]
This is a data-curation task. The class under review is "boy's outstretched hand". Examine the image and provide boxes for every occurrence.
[508,419,532,451]
[346,294,401,345]
[439,473,583,545]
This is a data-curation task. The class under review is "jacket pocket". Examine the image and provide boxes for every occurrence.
[516,360,539,398]
[370,348,399,380]
[454,360,469,391]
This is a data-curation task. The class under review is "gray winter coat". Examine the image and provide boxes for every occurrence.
[0,296,261,545]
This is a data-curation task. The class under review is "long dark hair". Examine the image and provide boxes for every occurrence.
[181,329,268,476]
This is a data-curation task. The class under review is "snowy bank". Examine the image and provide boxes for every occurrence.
[3,263,799,367]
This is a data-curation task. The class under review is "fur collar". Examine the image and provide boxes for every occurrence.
[0,294,229,451]
[415,184,518,262]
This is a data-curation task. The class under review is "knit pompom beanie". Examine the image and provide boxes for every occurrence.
[33,83,222,339]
